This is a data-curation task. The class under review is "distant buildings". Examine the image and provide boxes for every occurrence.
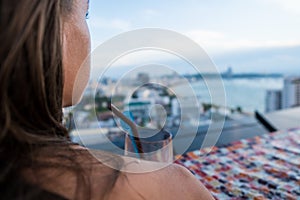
[282,77,300,109]
[223,66,233,78]
[266,76,300,113]
[137,73,150,85]
[124,84,172,128]
[125,100,152,126]
[266,90,282,113]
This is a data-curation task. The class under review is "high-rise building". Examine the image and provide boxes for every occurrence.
[265,90,282,113]
[282,76,300,109]
[223,66,233,78]
[137,73,150,85]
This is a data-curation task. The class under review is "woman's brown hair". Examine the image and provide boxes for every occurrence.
[1,0,68,142]
[0,0,121,199]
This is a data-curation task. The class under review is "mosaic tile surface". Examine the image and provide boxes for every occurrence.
[175,128,300,199]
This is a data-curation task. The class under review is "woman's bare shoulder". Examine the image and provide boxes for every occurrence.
[72,148,214,200]
[108,157,214,200]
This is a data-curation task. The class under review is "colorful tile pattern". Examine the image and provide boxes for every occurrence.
[175,128,300,199]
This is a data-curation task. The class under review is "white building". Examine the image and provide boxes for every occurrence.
[171,98,180,116]
[282,77,300,109]
[265,90,282,113]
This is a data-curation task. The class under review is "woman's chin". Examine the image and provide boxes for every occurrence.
[63,95,83,108]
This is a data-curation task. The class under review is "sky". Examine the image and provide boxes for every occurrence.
[87,0,300,77]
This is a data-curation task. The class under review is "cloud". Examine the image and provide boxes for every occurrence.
[185,30,225,40]
[143,9,160,17]
[185,29,300,54]
[213,45,300,74]
[110,50,183,68]
[88,28,300,78]
[262,0,300,15]
[139,9,161,20]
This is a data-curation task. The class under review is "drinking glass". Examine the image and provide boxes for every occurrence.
[124,128,173,163]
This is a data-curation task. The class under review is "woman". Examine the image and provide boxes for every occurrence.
[0,0,214,199]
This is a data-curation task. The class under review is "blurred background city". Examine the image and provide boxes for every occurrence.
[64,0,300,155]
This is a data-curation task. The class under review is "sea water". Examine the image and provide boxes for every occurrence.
[184,77,283,112]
